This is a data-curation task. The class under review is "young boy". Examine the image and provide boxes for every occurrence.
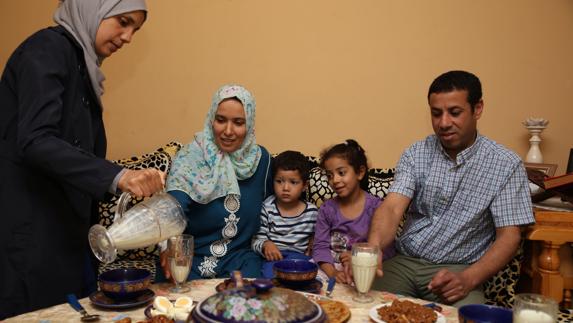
[252,150,318,279]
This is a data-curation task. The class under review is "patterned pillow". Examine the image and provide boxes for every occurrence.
[97,142,182,277]
[557,309,573,322]
[484,240,524,308]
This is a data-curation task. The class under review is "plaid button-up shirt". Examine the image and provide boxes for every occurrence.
[390,134,534,264]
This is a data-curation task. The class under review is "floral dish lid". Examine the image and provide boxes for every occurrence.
[192,272,326,323]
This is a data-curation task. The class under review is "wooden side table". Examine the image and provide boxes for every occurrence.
[526,209,573,307]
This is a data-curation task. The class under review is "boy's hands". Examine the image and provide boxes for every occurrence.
[262,241,283,261]
[320,261,353,284]
[335,270,351,284]
[339,251,351,267]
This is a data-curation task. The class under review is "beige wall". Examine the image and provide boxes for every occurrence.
[2,1,572,172]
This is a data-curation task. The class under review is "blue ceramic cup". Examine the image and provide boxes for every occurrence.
[273,259,318,283]
[458,304,513,323]
[98,268,151,300]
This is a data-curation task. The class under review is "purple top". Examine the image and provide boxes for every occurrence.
[312,192,395,265]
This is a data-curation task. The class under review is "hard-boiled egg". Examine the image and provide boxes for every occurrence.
[174,296,194,311]
[150,309,165,317]
[153,296,173,313]
[173,307,191,321]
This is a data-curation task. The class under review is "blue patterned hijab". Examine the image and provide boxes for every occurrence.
[166,85,261,204]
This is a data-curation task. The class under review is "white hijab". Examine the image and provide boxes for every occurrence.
[53,0,147,102]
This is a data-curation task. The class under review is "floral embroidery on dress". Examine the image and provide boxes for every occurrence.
[199,195,241,277]
[224,194,240,213]
[198,256,218,278]
[223,214,239,238]
[210,239,229,257]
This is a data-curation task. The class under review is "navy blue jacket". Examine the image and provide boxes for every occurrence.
[0,26,122,318]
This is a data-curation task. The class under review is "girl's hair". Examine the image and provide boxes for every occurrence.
[319,139,369,190]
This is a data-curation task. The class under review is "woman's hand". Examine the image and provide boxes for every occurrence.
[262,241,283,261]
[118,169,166,198]
[160,250,172,280]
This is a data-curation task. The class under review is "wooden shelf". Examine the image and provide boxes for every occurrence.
[525,209,573,308]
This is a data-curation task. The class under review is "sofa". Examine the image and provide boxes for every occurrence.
[96,142,539,312]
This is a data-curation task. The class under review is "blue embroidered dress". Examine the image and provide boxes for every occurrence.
[169,147,272,279]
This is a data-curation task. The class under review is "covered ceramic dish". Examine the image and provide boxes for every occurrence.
[191,273,325,323]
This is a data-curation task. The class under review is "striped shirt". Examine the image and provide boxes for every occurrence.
[390,134,534,264]
[252,195,318,255]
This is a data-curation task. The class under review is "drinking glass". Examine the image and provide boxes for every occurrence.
[351,243,379,303]
[513,293,558,323]
[167,234,194,293]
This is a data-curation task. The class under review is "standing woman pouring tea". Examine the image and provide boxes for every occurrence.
[0,0,164,318]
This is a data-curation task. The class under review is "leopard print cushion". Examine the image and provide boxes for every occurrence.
[484,240,524,308]
[557,308,573,322]
[97,142,182,278]
[306,155,320,169]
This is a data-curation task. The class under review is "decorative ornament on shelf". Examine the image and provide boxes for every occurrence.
[523,117,549,163]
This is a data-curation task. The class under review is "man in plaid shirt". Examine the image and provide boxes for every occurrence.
[368,70,534,307]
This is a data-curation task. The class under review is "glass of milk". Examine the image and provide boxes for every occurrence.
[167,234,194,293]
[513,293,558,323]
[351,243,379,303]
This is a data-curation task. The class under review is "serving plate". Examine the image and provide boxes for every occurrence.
[272,278,323,294]
[298,291,330,302]
[369,303,446,323]
[89,289,154,309]
[144,301,197,323]
[214,278,254,292]
[191,297,326,323]
[297,292,350,323]
[315,299,350,323]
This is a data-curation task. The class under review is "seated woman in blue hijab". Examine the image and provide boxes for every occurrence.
[163,85,272,279]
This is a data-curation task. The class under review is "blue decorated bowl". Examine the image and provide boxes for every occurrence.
[273,259,318,282]
[98,268,151,300]
[458,304,513,323]
[193,278,326,323]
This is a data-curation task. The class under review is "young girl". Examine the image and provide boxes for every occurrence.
[312,139,395,284]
